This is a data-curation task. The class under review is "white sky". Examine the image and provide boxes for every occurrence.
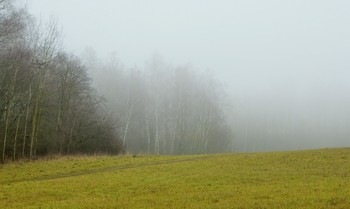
[25,0,350,106]
[27,0,350,81]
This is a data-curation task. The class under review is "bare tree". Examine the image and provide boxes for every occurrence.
[28,17,61,159]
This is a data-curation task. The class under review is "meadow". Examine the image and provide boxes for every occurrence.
[1,148,349,209]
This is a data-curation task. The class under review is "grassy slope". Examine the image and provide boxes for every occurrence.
[0,148,349,209]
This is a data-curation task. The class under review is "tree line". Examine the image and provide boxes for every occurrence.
[0,1,122,163]
[1,1,233,162]
[84,52,234,155]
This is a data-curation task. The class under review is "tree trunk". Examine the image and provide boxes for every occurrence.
[29,92,40,159]
[171,99,181,154]
[30,66,45,159]
[154,109,159,154]
[2,104,11,163]
[67,117,76,154]
[13,115,21,161]
[2,66,18,163]
[22,84,32,158]
[203,108,212,152]
[146,118,151,154]
[57,106,63,155]
[122,94,133,150]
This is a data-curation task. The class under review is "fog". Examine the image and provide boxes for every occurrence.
[28,0,350,152]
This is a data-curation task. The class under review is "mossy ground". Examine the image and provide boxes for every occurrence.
[1,148,349,208]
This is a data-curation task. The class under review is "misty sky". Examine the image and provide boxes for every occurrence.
[27,0,350,151]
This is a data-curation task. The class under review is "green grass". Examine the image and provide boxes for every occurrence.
[1,148,350,209]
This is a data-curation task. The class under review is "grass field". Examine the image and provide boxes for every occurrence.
[1,148,350,209]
